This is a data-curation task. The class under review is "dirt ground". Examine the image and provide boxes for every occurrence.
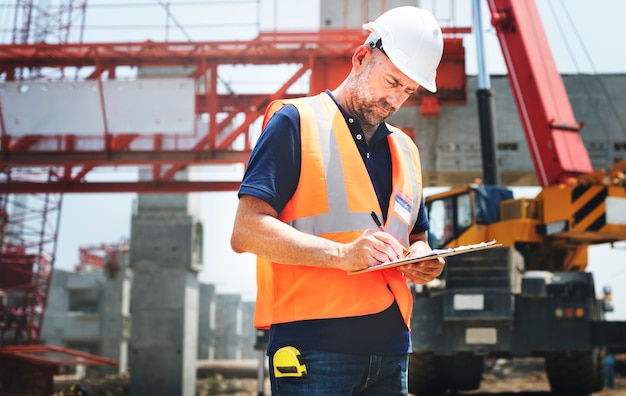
[54,359,626,396]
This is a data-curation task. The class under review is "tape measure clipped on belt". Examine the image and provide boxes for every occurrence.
[273,346,307,378]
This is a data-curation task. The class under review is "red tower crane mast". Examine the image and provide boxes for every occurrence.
[0,169,61,345]
[1,4,116,395]
[1,0,84,347]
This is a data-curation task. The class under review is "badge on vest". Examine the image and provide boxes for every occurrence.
[394,188,412,224]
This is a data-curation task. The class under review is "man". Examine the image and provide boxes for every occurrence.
[605,352,615,389]
[231,6,446,395]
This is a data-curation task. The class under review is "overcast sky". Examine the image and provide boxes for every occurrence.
[3,0,626,318]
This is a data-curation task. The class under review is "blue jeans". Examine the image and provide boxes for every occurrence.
[606,363,615,388]
[269,349,408,395]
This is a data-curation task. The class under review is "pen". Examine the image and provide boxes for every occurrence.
[370,211,385,232]
[371,211,405,259]
[371,211,406,259]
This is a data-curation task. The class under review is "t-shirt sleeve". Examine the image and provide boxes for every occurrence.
[411,195,430,235]
[238,105,301,214]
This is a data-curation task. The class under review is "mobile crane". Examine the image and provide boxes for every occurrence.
[408,0,626,395]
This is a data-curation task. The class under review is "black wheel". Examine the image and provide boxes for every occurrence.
[449,354,483,391]
[592,348,606,392]
[408,351,448,396]
[545,351,595,395]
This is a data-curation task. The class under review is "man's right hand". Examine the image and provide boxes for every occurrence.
[339,230,405,272]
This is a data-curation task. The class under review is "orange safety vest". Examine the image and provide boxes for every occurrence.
[254,92,423,329]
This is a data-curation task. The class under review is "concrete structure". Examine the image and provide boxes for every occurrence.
[42,267,257,373]
[197,282,216,360]
[391,74,626,187]
[321,0,417,29]
[211,294,256,360]
[128,190,203,396]
[42,259,132,376]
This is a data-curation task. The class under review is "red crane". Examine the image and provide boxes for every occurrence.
[406,1,626,395]
[77,241,129,278]
[488,0,594,186]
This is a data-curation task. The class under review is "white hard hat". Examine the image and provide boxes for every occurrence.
[363,6,444,93]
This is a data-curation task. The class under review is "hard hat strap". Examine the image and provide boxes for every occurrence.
[368,38,388,58]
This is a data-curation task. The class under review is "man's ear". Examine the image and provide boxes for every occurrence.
[352,45,371,68]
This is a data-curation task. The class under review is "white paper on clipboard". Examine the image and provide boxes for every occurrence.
[349,240,501,275]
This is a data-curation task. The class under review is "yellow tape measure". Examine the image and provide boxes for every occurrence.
[273,346,307,378]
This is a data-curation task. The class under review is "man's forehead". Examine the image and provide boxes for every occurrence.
[376,52,420,89]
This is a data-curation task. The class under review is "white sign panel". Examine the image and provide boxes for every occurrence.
[453,294,484,310]
[607,197,626,225]
[0,78,195,136]
[465,328,497,345]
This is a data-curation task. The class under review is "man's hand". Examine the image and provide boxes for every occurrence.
[340,229,405,272]
[397,257,445,284]
[397,234,445,284]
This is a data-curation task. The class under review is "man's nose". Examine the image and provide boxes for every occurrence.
[386,91,405,111]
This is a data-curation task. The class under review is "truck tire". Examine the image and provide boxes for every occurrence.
[545,351,595,395]
[408,351,447,395]
[592,347,606,392]
[448,354,483,391]
[408,352,483,395]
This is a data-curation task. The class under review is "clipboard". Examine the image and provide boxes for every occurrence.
[349,240,502,275]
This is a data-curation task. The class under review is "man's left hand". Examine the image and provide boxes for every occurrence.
[397,257,445,284]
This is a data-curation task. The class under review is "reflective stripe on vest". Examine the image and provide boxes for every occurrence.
[254,92,422,329]
[276,94,420,245]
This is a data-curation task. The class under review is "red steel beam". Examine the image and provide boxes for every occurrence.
[0,149,251,166]
[0,30,367,71]
[0,180,242,194]
[0,344,118,366]
[0,29,468,71]
[0,28,468,193]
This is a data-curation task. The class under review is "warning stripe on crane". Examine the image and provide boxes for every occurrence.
[571,185,607,232]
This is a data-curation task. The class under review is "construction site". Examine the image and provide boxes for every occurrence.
[1,0,626,395]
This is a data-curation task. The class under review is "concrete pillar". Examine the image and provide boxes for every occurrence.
[129,190,203,396]
[320,0,419,29]
[197,283,216,360]
[214,294,243,359]
[100,253,132,375]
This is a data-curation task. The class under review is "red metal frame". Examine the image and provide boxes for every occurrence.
[0,344,116,395]
[10,0,87,45]
[76,242,129,278]
[0,344,117,366]
[0,30,468,194]
[487,0,593,186]
[0,169,62,345]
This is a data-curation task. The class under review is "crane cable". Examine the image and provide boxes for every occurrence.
[154,0,235,95]
[544,1,608,144]
[557,0,626,140]
[549,1,626,142]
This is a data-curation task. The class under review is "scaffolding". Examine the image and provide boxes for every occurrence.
[0,0,83,346]
[0,168,62,345]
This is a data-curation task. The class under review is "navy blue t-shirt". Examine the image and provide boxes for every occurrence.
[238,91,429,355]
